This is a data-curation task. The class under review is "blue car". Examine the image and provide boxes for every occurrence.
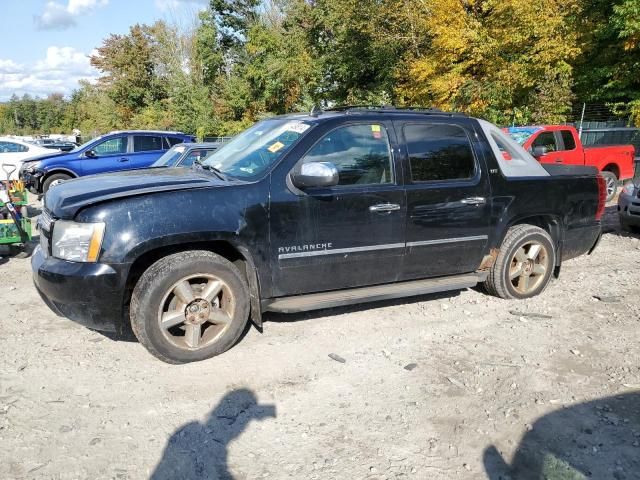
[19,130,195,194]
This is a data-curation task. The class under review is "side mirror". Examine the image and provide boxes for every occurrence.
[85,150,97,158]
[291,162,339,189]
[532,146,548,158]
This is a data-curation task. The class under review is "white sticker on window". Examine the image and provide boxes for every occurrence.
[284,121,311,134]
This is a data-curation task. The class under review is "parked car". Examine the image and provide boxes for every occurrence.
[32,108,605,363]
[0,137,55,180]
[32,138,78,152]
[19,130,195,194]
[618,180,640,232]
[507,125,635,200]
[152,142,221,168]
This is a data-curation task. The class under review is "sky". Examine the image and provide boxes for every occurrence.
[0,0,208,101]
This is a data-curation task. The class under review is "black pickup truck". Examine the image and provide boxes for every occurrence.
[32,108,606,363]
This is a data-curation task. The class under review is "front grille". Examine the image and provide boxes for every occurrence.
[38,209,53,233]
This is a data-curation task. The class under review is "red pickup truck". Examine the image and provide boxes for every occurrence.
[507,125,635,200]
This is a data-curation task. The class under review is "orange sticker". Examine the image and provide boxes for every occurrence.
[268,141,285,153]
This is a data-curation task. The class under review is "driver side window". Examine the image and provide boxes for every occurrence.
[301,124,394,186]
[532,132,558,152]
[92,137,127,156]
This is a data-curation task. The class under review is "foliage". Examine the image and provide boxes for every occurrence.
[1,0,639,136]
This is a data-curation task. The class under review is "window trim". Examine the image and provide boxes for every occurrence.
[401,121,479,185]
[293,121,398,190]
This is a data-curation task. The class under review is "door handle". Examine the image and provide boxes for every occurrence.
[460,197,486,206]
[555,158,564,163]
[118,157,129,162]
[369,203,401,213]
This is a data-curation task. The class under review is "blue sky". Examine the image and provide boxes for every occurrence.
[0,0,208,101]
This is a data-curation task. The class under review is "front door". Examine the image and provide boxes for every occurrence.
[396,120,492,280]
[269,121,406,297]
[81,136,130,175]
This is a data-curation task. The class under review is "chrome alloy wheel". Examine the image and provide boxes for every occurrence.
[508,241,550,295]
[605,175,616,198]
[157,273,235,350]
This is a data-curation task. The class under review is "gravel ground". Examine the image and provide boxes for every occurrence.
[0,204,639,480]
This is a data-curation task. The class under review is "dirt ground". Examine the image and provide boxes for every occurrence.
[1,203,639,480]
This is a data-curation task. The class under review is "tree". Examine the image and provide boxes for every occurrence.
[395,0,580,125]
[91,24,165,124]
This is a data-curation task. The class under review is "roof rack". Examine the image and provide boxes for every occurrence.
[321,105,468,117]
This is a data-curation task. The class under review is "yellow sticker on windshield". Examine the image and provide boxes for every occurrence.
[268,141,285,153]
[371,125,381,132]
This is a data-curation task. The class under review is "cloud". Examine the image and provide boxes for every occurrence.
[34,0,109,31]
[155,0,208,12]
[0,47,99,100]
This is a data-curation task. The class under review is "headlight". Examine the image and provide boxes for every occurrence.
[22,161,41,173]
[52,221,105,262]
[622,182,636,196]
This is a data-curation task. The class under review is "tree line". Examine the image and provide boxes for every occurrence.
[1,0,638,138]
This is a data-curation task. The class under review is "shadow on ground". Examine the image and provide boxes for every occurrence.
[484,392,640,480]
[151,389,276,480]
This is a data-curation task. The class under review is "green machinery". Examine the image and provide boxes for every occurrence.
[0,164,32,247]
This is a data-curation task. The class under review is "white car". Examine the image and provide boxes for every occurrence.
[0,137,55,180]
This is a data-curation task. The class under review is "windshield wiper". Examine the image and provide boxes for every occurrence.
[192,159,229,181]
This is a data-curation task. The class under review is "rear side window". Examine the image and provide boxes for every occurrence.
[134,136,163,152]
[560,130,576,150]
[404,124,475,182]
[301,124,394,186]
[0,141,28,153]
[166,137,185,147]
[532,132,558,152]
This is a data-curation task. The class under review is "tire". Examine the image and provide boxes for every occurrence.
[42,173,71,193]
[484,224,556,300]
[601,171,618,202]
[130,250,250,364]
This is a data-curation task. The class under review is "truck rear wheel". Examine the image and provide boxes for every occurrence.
[484,225,556,300]
[130,250,250,364]
[601,171,618,202]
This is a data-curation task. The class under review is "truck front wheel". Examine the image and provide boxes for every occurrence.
[130,251,250,364]
[484,225,556,300]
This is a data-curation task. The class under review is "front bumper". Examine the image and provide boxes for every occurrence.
[618,191,640,226]
[31,245,128,332]
[20,169,44,194]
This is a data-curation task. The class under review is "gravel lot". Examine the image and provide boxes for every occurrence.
[1,203,639,480]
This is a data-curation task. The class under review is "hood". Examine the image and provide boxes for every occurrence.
[44,167,228,219]
[22,150,72,164]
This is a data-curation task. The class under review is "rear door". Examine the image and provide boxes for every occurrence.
[396,120,492,280]
[81,136,129,175]
[269,120,406,297]
[130,135,165,168]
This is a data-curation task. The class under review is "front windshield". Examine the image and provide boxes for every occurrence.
[153,145,186,166]
[201,118,313,178]
[507,128,540,146]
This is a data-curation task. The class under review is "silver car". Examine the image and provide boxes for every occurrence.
[618,180,640,232]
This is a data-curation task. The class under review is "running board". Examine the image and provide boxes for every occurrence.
[263,273,485,314]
